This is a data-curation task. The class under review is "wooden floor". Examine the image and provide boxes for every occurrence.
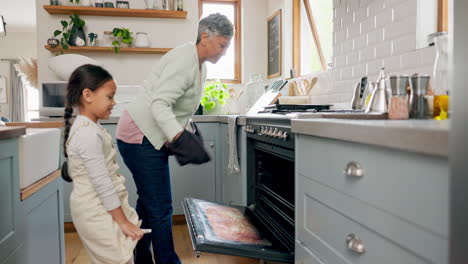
[65,223,260,264]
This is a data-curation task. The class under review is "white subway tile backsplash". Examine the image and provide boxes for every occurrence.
[367,28,385,45]
[385,16,416,40]
[334,55,347,67]
[383,55,401,73]
[342,39,354,53]
[368,0,385,16]
[375,8,393,28]
[335,30,347,44]
[400,49,422,69]
[376,41,393,59]
[353,63,367,77]
[361,16,376,33]
[333,0,341,8]
[329,0,436,107]
[360,46,376,62]
[393,0,417,22]
[347,23,361,39]
[386,0,407,8]
[342,13,355,26]
[334,18,342,32]
[354,34,368,50]
[355,7,368,21]
[347,52,360,65]
[367,59,384,75]
[334,44,341,56]
[392,34,416,55]
[347,0,360,12]
[341,66,354,80]
[334,80,349,92]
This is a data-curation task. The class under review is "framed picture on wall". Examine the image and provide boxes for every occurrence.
[267,9,282,79]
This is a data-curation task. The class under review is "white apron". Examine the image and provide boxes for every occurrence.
[67,121,139,264]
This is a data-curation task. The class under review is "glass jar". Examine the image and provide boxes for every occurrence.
[135,32,150,48]
[102,31,114,47]
[409,75,431,119]
[388,75,409,120]
[432,32,449,119]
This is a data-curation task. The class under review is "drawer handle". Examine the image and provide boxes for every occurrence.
[346,234,365,254]
[343,162,364,178]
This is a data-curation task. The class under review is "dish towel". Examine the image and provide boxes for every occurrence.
[227,115,240,173]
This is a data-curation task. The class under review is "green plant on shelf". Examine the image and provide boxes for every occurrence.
[112,27,133,54]
[200,80,230,112]
[53,13,86,52]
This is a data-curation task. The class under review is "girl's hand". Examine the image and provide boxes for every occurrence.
[119,220,144,241]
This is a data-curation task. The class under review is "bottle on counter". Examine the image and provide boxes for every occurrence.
[432,32,449,120]
[409,75,431,119]
[388,75,409,120]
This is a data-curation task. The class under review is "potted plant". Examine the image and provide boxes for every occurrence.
[200,80,230,115]
[53,13,86,50]
[112,27,133,53]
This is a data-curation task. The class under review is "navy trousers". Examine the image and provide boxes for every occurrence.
[117,137,182,264]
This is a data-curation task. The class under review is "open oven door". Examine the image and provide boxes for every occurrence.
[183,197,294,263]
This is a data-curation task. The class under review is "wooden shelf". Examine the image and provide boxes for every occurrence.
[43,5,187,19]
[45,45,171,54]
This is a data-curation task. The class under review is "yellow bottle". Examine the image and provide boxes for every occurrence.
[433,95,449,120]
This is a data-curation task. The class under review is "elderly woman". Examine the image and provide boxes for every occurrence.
[115,13,234,264]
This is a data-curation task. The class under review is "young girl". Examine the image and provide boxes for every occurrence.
[62,64,144,264]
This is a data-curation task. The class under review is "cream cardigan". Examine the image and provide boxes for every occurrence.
[127,42,207,150]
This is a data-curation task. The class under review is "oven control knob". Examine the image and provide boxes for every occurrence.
[277,131,283,138]
[268,128,274,136]
[282,132,288,140]
[272,128,279,137]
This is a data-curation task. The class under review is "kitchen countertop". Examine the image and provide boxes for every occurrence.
[292,119,449,157]
[0,126,26,140]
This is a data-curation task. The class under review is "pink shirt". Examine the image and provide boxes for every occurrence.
[116,110,145,144]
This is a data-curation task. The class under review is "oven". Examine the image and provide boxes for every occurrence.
[183,117,295,263]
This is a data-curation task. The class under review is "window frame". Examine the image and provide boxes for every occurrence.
[198,0,242,84]
[293,0,328,77]
[438,0,448,32]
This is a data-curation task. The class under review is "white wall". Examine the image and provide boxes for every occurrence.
[0,32,37,118]
[267,0,293,81]
[36,0,200,85]
[324,0,439,107]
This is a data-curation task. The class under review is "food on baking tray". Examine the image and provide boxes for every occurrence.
[198,201,271,246]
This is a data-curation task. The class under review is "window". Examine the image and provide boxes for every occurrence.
[293,0,333,76]
[199,0,242,83]
[26,84,39,121]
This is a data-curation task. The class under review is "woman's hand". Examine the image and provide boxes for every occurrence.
[118,220,144,241]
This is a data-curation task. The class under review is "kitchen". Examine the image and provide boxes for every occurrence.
[0,0,466,263]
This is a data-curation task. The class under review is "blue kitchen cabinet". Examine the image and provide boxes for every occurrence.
[0,138,24,263]
[295,134,449,264]
[218,123,246,206]
[22,176,65,264]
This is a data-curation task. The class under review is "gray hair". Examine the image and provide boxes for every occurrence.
[196,13,234,44]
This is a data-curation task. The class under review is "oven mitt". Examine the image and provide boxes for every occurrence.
[167,126,211,166]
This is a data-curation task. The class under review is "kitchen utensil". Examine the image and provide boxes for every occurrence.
[388,75,409,120]
[366,68,388,113]
[350,76,367,110]
[307,77,318,94]
[409,75,431,119]
[278,96,311,105]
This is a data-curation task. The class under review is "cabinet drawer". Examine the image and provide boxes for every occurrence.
[194,122,216,141]
[296,135,449,237]
[295,240,324,264]
[296,174,448,264]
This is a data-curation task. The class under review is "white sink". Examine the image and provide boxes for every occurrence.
[19,128,61,189]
